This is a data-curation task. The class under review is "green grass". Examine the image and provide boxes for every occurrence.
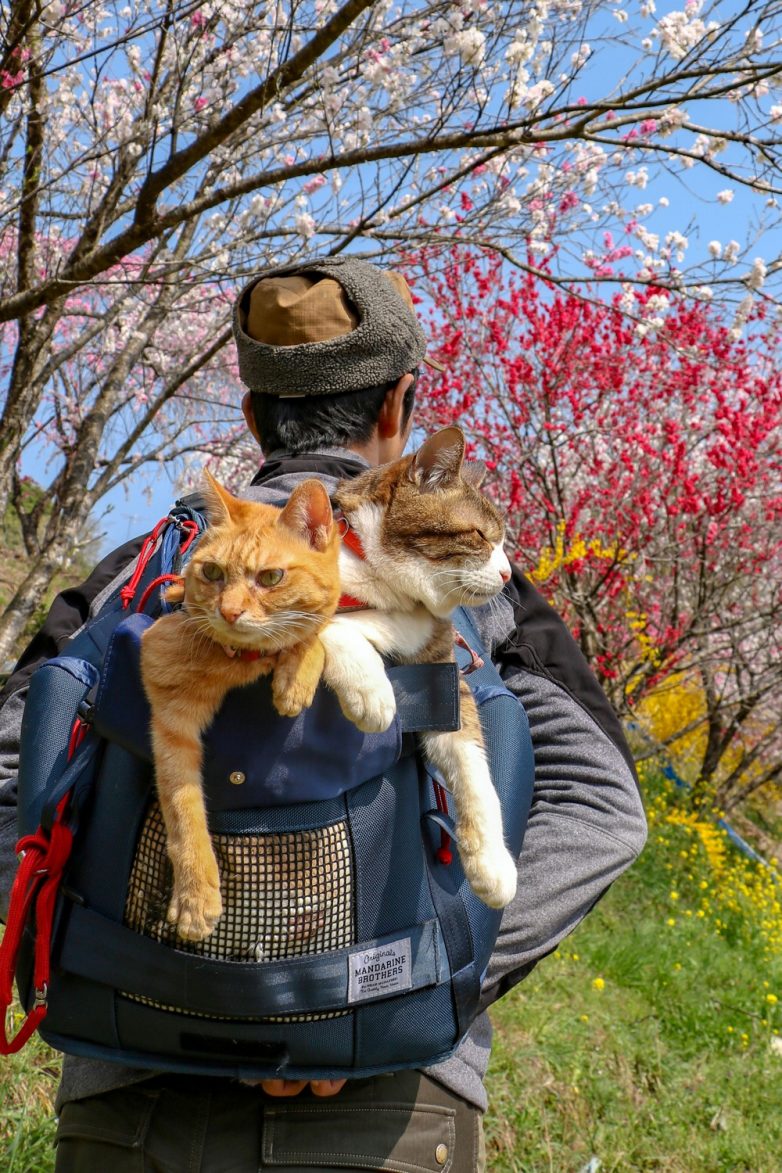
[0,1031,60,1172]
[484,782,782,1172]
[3,772,782,1171]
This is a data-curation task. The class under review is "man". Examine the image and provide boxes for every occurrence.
[0,255,647,1171]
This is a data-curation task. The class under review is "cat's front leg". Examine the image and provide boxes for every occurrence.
[149,720,223,941]
[421,727,517,909]
[272,637,325,717]
[142,620,224,941]
[163,777,223,942]
[319,616,396,733]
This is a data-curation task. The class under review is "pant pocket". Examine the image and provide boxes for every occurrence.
[55,1086,160,1150]
[261,1102,456,1172]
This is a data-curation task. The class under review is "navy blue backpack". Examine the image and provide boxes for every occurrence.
[1,503,534,1080]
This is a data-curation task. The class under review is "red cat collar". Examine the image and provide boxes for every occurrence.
[335,511,366,561]
[334,511,370,612]
[222,645,265,661]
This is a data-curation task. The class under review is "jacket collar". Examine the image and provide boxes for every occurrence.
[250,449,369,487]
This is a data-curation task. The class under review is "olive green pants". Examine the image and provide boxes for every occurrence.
[54,1070,486,1172]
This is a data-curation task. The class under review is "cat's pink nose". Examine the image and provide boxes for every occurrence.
[500,567,511,584]
[220,606,243,624]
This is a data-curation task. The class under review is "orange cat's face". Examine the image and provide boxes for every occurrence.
[172,473,340,654]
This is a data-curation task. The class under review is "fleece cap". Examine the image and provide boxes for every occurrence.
[233,255,437,398]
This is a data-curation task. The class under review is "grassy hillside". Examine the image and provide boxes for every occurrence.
[484,771,782,1171]
[2,769,782,1171]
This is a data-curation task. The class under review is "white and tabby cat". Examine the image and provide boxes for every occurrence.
[319,427,518,909]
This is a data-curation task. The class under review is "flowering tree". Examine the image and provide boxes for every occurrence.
[1,0,782,659]
[416,247,782,811]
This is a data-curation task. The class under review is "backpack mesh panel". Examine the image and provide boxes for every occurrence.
[122,802,355,1021]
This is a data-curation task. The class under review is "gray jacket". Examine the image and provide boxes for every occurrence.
[0,448,647,1111]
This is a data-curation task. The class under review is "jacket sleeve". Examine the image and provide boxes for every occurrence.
[0,536,144,921]
[480,569,647,1006]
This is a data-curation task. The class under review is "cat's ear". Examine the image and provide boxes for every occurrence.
[409,426,465,492]
[461,460,487,490]
[279,479,335,551]
[202,468,241,525]
[164,576,185,604]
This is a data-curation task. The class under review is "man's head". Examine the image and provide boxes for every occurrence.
[233,256,438,464]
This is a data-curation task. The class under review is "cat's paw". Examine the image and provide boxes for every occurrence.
[338,674,397,733]
[272,642,323,718]
[167,880,223,941]
[461,846,517,909]
[272,674,317,718]
[320,621,396,732]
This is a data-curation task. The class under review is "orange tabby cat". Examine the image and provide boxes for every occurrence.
[140,471,341,942]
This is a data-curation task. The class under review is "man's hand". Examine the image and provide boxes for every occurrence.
[258,1079,347,1097]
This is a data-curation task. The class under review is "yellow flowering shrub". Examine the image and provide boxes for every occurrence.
[633,673,780,805]
[530,520,625,584]
[641,763,782,959]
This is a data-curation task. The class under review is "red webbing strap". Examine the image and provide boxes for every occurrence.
[178,519,200,553]
[0,722,82,1055]
[433,781,453,866]
[0,797,73,1053]
[119,517,170,610]
[135,574,181,614]
[120,516,200,611]
[0,841,48,1052]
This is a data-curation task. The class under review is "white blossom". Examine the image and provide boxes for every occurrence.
[746,257,767,291]
[626,167,649,189]
[657,106,687,135]
[708,240,722,259]
[444,28,486,66]
[655,5,719,61]
[716,189,734,204]
[525,79,555,108]
[294,211,316,239]
[665,230,688,262]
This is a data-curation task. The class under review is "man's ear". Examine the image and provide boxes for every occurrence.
[242,391,263,447]
[378,373,414,440]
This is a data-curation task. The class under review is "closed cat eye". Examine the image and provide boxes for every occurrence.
[200,562,224,582]
[257,568,285,587]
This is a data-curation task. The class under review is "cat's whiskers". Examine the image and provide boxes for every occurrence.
[181,619,223,659]
[239,611,322,652]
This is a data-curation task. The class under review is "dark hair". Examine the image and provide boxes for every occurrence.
[250,370,418,455]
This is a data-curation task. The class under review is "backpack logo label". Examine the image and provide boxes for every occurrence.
[347,938,412,1003]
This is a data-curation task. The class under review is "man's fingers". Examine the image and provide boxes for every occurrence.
[310,1079,347,1097]
[255,1078,347,1097]
[260,1079,308,1097]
